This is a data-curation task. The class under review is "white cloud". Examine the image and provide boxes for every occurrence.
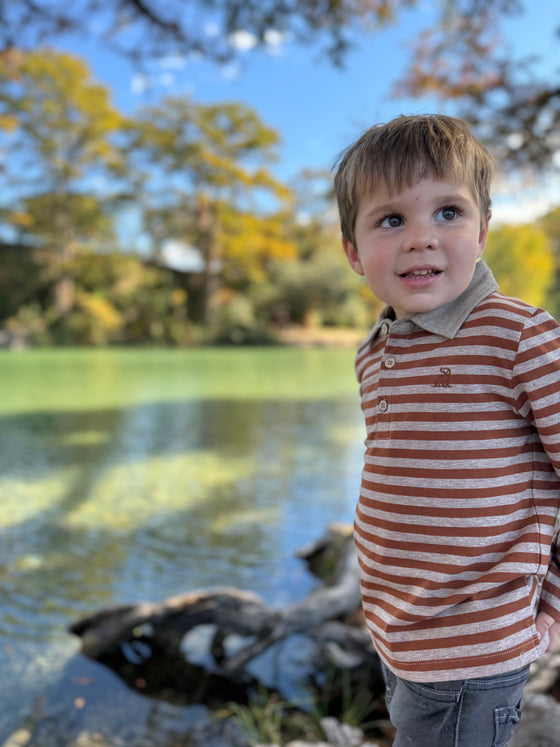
[228,30,258,51]
[506,132,524,150]
[491,174,559,224]
[204,22,220,38]
[158,55,187,71]
[492,190,558,225]
[131,74,148,94]
[158,72,175,87]
[221,61,242,80]
[161,240,205,273]
[264,29,286,55]
[492,198,554,225]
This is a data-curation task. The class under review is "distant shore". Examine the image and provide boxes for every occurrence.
[275,326,366,348]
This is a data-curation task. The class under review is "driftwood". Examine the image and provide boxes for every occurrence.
[70,586,278,665]
[70,523,376,691]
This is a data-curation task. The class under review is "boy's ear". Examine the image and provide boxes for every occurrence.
[477,212,491,257]
[342,237,365,275]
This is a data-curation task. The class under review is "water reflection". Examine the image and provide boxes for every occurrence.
[0,349,364,739]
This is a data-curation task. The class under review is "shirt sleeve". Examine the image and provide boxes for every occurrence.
[513,309,560,619]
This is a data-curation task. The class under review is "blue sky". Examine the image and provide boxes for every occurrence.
[59,1,559,224]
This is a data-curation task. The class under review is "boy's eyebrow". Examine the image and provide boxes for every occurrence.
[359,195,405,218]
[360,202,399,221]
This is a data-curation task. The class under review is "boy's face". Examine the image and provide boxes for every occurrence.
[342,177,491,319]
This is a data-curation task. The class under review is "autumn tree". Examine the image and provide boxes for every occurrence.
[0,49,124,313]
[123,96,296,326]
[541,208,560,255]
[398,0,560,172]
[539,207,560,319]
[260,169,377,330]
[0,0,408,65]
[484,223,555,309]
[1,2,557,173]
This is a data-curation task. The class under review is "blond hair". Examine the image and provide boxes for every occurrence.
[333,114,494,246]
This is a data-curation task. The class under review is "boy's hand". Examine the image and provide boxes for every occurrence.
[535,611,560,651]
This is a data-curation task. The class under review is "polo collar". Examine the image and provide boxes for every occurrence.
[369,261,499,343]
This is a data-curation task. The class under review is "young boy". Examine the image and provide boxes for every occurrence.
[333,114,560,746]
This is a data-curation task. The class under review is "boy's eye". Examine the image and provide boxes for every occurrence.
[380,214,403,228]
[439,206,458,221]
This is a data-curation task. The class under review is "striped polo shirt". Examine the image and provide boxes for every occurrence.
[354,261,560,682]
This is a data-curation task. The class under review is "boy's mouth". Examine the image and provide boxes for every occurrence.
[399,268,442,279]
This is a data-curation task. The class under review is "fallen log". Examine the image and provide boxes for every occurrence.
[70,586,278,663]
[221,523,364,677]
[69,523,373,692]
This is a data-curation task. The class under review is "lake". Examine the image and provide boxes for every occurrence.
[0,347,365,740]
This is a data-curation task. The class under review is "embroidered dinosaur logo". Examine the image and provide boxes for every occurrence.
[432,367,452,388]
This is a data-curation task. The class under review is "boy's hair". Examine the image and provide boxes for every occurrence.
[333,114,494,247]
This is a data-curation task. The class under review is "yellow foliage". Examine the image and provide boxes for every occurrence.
[1,48,123,169]
[8,210,33,227]
[213,287,237,308]
[484,223,554,308]
[76,292,123,331]
[217,209,298,283]
[170,288,188,306]
[0,113,18,131]
[112,260,149,297]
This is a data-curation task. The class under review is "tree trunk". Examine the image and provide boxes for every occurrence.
[196,194,218,327]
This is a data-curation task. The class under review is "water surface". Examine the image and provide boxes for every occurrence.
[0,347,364,738]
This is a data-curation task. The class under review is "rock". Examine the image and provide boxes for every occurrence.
[254,717,385,747]
[510,690,560,747]
[320,717,383,746]
[1,729,31,747]
[69,735,116,747]
[526,649,560,693]
[255,743,331,747]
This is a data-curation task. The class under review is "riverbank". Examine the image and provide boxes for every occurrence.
[275,326,367,348]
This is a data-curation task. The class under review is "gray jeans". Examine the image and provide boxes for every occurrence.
[381,662,530,747]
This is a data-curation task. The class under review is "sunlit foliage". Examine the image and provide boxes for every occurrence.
[484,223,555,309]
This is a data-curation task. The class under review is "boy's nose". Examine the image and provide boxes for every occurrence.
[401,227,439,252]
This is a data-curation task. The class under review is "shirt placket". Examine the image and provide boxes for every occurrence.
[376,321,395,422]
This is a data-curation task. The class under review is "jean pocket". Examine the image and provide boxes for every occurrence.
[493,704,521,747]
[404,678,464,703]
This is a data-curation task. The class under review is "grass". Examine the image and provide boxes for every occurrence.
[228,665,390,745]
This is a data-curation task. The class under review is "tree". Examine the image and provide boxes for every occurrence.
[540,207,560,319]
[397,0,560,172]
[541,208,560,254]
[484,223,555,309]
[123,96,296,324]
[1,2,557,172]
[262,169,378,330]
[0,0,411,66]
[0,49,124,312]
